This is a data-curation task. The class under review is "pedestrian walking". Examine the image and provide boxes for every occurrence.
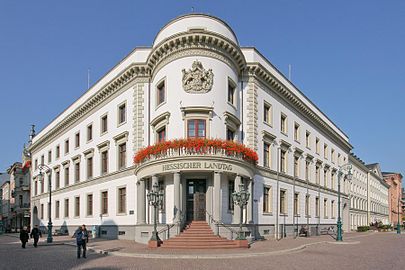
[74,225,88,259]
[19,226,29,249]
[30,225,42,248]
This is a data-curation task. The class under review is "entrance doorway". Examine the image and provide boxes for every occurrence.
[186,180,206,221]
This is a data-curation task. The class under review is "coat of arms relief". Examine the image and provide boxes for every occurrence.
[182,60,214,93]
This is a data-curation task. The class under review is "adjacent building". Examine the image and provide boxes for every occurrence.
[349,155,389,230]
[28,13,361,243]
[1,180,11,232]
[382,172,403,225]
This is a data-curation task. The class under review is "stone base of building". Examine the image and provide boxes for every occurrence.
[148,239,162,248]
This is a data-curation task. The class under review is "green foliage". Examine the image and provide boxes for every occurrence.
[357,226,370,232]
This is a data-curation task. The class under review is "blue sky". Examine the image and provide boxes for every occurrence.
[0,0,404,177]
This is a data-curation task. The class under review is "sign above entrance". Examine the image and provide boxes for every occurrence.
[135,156,254,179]
[162,161,233,172]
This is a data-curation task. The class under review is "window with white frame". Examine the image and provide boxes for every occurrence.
[263,186,272,213]
[264,102,272,125]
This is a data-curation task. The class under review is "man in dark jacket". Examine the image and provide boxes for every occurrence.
[75,226,88,259]
[19,226,29,248]
[30,225,42,247]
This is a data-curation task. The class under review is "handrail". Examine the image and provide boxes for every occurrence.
[157,209,185,238]
[206,211,239,239]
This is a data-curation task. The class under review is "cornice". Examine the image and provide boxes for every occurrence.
[246,63,352,152]
[30,65,149,154]
[148,30,246,80]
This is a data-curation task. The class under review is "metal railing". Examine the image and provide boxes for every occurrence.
[138,147,251,165]
[206,211,239,240]
[157,210,185,240]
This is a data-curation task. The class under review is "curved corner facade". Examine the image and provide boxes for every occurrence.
[29,14,354,243]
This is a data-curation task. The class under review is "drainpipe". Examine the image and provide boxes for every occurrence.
[148,77,151,146]
[240,79,244,143]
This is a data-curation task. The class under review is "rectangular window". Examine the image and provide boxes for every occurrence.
[101,191,108,215]
[316,165,320,185]
[294,156,299,177]
[263,186,272,213]
[64,167,69,187]
[323,169,328,188]
[226,128,235,141]
[118,187,126,214]
[101,115,108,134]
[87,124,93,141]
[280,149,287,173]
[101,150,108,174]
[55,200,60,219]
[324,199,328,218]
[187,119,206,138]
[280,190,287,214]
[324,144,328,159]
[65,139,69,154]
[263,142,271,168]
[157,127,166,142]
[87,194,93,216]
[41,155,44,165]
[34,181,38,195]
[264,103,272,125]
[74,162,80,183]
[305,195,310,216]
[338,153,341,165]
[294,193,299,216]
[55,171,60,189]
[294,122,300,142]
[118,103,126,124]
[87,157,93,179]
[157,81,165,106]
[315,197,320,217]
[48,150,52,163]
[118,143,127,169]
[40,204,44,219]
[281,114,287,134]
[331,149,335,163]
[75,196,80,217]
[75,132,80,148]
[56,145,60,159]
[40,179,44,194]
[331,171,335,190]
[316,138,320,154]
[228,180,234,211]
[64,198,69,218]
[228,82,235,105]
[35,159,38,170]
[331,200,335,218]
[305,131,310,148]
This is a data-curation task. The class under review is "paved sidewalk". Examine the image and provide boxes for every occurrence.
[1,231,377,259]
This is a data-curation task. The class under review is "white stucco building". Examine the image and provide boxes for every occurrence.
[30,14,354,243]
[349,154,389,230]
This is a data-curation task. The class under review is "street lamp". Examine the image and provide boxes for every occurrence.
[397,195,401,234]
[0,189,3,235]
[337,163,352,241]
[232,183,250,240]
[147,182,164,247]
[37,164,53,243]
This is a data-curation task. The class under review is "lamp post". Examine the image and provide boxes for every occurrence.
[0,189,3,235]
[337,163,352,241]
[397,195,401,234]
[147,182,164,247]
[37,164,53,243]
[232,183,250,240]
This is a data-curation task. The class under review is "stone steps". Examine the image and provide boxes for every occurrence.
[161,221,243,249]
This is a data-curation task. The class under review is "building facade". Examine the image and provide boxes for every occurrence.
[1,181,11,232]
[29,14,353,243]
[349,155,389,230]
[382,172,403,225]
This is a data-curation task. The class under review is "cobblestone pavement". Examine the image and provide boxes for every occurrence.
[0,232,404,270]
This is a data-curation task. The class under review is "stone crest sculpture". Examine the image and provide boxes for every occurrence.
[182,60,214,93]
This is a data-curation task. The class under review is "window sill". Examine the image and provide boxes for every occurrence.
[294,139,300,144]
[280,213,288,217]
[117,121,127,128]
[281,131,288,137]
[227,101,237,110]
[100,131,108,137]
[86,215,93,218]
[263,212,273,216]
[155,101,166,111]
[87,139,93,144]
[116,213,127,216]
